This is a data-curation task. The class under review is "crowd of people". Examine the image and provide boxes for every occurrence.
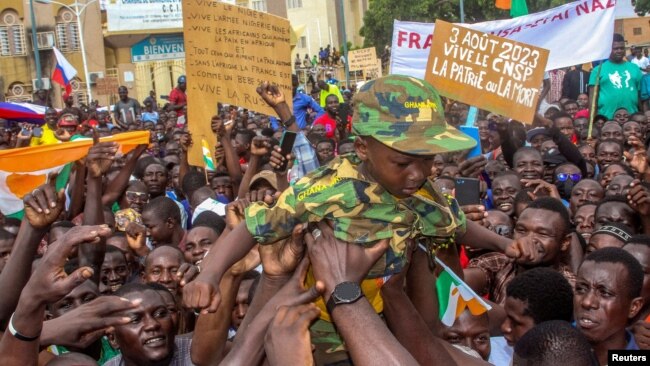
[0,32,649,366]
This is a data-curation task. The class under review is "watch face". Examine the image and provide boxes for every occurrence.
[335,282,362,303]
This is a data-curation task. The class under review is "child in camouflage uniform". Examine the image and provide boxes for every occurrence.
[246,75,476,279]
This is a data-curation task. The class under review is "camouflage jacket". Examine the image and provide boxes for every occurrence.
[245,154,466,277]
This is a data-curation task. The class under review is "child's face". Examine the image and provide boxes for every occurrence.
[356,137,434,199]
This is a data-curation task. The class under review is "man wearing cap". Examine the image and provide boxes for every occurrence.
[527,128,551,152]
[325,71,339,85]
[586,222,634,254]
[169,76,187,117]
[55,113,80,142]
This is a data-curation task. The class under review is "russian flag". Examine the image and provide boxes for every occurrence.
[0,102,47,124]
[51,47,77,96]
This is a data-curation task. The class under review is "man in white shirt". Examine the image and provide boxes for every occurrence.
[631,46,650,74]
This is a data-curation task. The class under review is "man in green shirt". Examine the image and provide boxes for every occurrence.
[589,33,643,120]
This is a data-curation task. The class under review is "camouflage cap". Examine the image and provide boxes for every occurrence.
[351,75,476,155]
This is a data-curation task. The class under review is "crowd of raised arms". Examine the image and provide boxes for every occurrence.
[0,33,649,366]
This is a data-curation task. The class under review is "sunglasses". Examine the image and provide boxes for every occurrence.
[491,225,512,237]
[126,191,149,202]
[556,173,582,182]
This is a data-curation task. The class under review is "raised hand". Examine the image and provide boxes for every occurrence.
[54,128,72,142]
[624,135,649,177]
[521,179,561,200]
[225,200,250,230]
[461,205,487,226]
[211,115,223,135]
[125,222,148,257]
[229,246,261,276]
[259,224,307,278]
[177,262,200,287]
[41,296,138,349]
[256,81,286,107]
[16,126,33,145]
[86,131,119,178]
[245,189,276,205]
[23,173,66,229]
[179,132,193,153]
[305,221,389,293]
[250,136,271,157]
[632,319,650,350]
[264,303,320,366]
[25,225,112,305]
[503,235,538,264]
[628,180,650,216]
[458,155,487,178]
[269,145,294,173]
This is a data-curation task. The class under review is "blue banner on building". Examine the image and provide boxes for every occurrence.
[131,34,184,63]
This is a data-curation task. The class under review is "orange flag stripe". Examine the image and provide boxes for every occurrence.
[495,0,512,9]
[0,131,150,172]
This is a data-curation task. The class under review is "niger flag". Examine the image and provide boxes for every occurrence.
[436,257,491,326]
[496,0,528,17]
[0,131,149,218]
[495,0,511,9]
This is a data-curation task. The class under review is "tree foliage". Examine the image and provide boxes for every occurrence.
[635,0,650,15]
[360,0,573,49]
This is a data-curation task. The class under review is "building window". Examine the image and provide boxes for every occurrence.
[252,0,267,12]
[56,21,80,52]
[0,10,26,57]
[287,0,303,9]
[633,27,642,36]
[298,36,307,48]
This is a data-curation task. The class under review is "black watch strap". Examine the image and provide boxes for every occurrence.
[282,116,296,128]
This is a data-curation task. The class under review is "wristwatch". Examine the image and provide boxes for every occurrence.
[282,116,296,128]
[326,281,363,314]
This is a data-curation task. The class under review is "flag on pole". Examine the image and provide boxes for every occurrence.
[495,0,528,17]
[436,257,491,327]
[0,131,149,218]
[510,0,528,17]
[495,0,511,10]
[202,139,215,171]
[51,47,78,96]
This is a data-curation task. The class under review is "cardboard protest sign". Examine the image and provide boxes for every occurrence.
[348,47,378,71]
[95,77,119,96]
[363,58,383,80]
[425,20,548,124]
[183,1,292,168]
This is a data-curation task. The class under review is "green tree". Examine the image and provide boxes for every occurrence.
[635,0,650,15]
[360,0,572,50]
